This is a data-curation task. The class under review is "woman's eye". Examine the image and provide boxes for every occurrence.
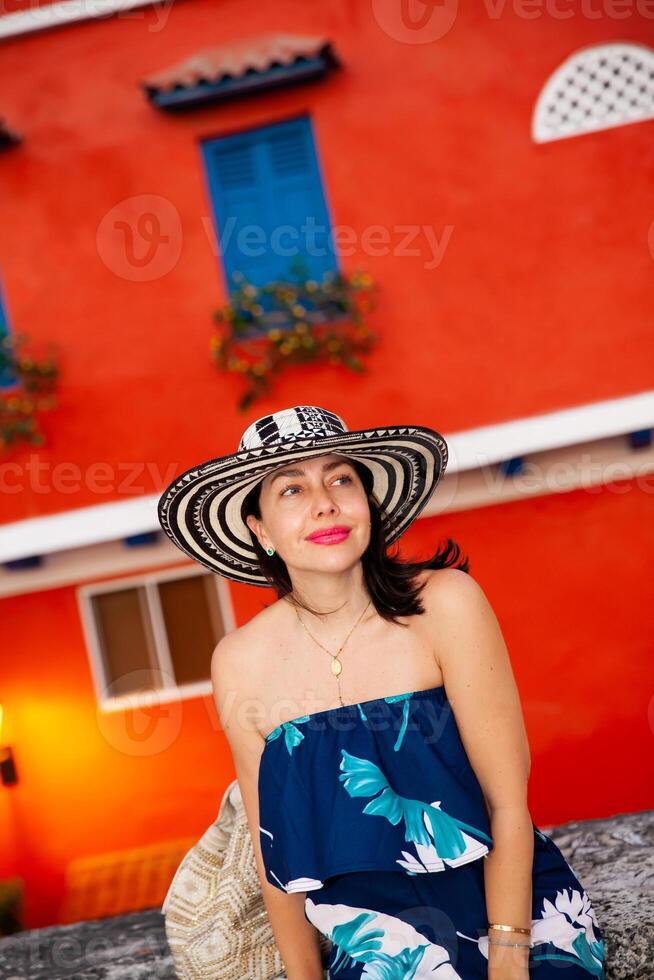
[280,474,352,497]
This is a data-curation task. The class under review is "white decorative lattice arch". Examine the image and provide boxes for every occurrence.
[532,42,654,143]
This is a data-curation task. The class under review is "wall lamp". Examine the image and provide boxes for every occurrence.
[0,705,18,786]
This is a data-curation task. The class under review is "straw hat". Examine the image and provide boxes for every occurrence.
[157,405,448,587]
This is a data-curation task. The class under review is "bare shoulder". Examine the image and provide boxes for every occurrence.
[210,599,286,739]
[419,568,531,810]
[210,628,266,764]
[418,567,501,667]
[418,566,488,620]
[210,626,245,689]
[212,599,280,675]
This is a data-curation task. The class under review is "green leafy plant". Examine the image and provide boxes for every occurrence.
[0,331,59,452]
[211,263,379,412]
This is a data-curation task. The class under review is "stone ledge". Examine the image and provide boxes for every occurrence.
[543,807,654,980]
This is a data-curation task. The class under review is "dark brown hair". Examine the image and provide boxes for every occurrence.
[242,458,469,624]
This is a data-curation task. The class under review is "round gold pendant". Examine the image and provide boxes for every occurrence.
[331,657,342,676]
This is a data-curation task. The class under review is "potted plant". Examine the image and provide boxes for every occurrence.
[211,261,379,411]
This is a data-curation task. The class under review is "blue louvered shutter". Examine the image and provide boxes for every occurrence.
[202,116,337,294]
[0,275,16,388]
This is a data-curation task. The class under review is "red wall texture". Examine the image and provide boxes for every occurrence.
[0,0,652,927]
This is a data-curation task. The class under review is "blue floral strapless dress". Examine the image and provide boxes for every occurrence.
[258,685,606,979]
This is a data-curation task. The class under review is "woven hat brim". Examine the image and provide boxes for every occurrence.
[157,425,448,587]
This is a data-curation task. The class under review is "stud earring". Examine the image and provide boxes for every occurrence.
[266,546,275,556]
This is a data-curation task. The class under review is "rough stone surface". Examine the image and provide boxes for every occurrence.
[543,808,654,980]
[0,810,650,979]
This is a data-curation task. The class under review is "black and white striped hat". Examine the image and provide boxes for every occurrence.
[157,405,448,587]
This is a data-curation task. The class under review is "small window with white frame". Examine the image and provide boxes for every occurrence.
[78,565,235,711]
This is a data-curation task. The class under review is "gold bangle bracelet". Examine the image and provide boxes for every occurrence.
[488,922,532,935]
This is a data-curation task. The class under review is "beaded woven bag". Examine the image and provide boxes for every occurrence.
[161,778,332,979]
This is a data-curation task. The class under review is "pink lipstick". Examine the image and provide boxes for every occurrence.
[306,526,351,545]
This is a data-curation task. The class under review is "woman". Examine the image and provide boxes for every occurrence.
[158,405,606,980]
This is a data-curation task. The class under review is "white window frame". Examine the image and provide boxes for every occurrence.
[78,564,236,713]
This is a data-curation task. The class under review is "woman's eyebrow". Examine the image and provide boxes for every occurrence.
[268,459,349,487]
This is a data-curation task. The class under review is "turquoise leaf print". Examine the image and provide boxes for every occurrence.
[265,717,311,755]
[357,692,413,751]
[338,750,491,862]
[358,949,427,980]
[329,910,383,971]
[572,932,606,977]
[382,692,414,704]
[383,693,412,751]
[318,913,432,977]
[305,897,456,977]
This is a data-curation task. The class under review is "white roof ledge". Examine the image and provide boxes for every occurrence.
[449,389,654,470]
[0,0,166,42]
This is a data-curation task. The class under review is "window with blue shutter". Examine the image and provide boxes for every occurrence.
[0,274,16,388]
[201,115,338,299]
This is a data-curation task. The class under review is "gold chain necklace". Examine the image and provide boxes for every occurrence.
[292,597,372,706]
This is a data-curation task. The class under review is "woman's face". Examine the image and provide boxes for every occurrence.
[247,452,371,576]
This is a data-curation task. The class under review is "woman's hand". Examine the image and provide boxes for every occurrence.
[488,965,530,980]
[489,969,530,980]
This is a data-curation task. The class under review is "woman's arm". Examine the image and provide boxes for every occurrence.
[211,633,325,980]
[422,568,533,979]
